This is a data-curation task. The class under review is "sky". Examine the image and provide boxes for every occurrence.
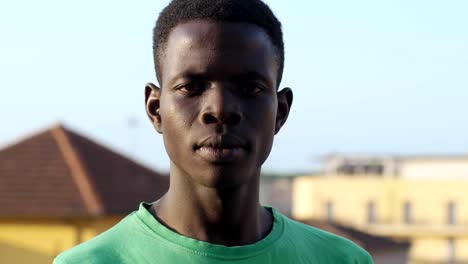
[1,0,467,174]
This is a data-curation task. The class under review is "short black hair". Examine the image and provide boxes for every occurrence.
[153,0,284,87]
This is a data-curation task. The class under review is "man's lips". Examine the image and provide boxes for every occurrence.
[194,134,247,150]
[194,135,248,163]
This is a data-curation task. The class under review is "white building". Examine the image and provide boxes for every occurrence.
[324,153,468,180]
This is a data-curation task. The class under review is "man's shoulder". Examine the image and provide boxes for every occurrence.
[281,216,373,263]
[53,213,137,264]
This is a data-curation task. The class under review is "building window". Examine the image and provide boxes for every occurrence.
[367,201,376,224]
[337,164,354,175]
[403,201,412,224]
[325,201,334,222]
[335,162,384,175]
[364,164,384,175]
[448,201,456,225]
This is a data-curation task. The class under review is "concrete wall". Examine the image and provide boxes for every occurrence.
[260,177,293,216]
[372,249,408,264]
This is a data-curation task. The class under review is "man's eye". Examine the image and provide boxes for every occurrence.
[175,82,204,95]
[242,83,265,95]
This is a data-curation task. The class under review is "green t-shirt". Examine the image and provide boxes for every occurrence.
[54,203,373,263]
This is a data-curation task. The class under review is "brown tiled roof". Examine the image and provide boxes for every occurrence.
[298,219,409,252]
[0,124,169,218]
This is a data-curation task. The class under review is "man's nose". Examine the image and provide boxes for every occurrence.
[200,85,242,127]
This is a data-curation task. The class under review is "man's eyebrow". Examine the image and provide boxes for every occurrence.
[166,72,206,87]
[173,72,206,80]
[168,71,273,88]
[232,71,272,86]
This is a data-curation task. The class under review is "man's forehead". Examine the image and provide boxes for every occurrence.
[166,19,273,51]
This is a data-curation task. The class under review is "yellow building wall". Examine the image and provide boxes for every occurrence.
[410,238,449,263]
[0,217,121,264]
[292,176,468,262]
[392,180,468,225]
[458,239,468,260]
[293,176,398,226]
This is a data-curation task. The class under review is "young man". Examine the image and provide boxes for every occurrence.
[55,0,373,263]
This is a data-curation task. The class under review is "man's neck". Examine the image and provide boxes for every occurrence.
[150,167,273,246]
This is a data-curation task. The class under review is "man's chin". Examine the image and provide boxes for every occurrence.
[191,166,257,189]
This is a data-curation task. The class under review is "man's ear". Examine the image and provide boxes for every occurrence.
[275,87,293,134]
[145,83,163,134]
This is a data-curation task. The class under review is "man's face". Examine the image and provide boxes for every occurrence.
[146,20,291,188]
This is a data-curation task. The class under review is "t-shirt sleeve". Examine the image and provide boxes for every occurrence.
[360,251,374,264]
[52,255,65,264]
